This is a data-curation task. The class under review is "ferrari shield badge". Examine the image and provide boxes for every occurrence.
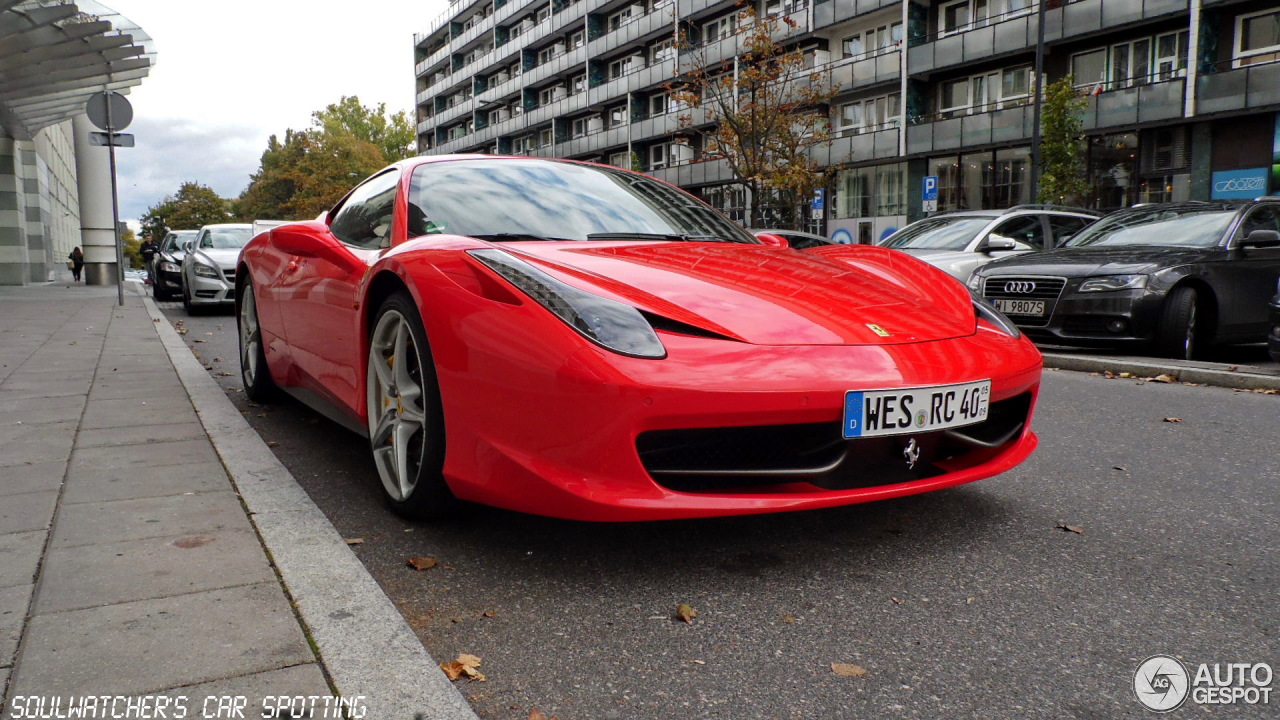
[866,323,891,337]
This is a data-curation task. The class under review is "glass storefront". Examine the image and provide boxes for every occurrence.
[834,162,906,219]
[928,147,1031,211]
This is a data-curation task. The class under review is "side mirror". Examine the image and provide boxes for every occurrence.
[273,224,365,274]
[1242,229,1280,248]
[755,232,790,249]
[982,234,1019,253]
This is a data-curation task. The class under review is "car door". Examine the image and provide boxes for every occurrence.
[986,215,1048,253]
[1220,205,1280,338]
[278,170,399,415]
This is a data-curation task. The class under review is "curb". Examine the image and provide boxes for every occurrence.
[1041,352,1280,391]
[143,296,480,720]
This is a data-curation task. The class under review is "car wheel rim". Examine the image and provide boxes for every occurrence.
[367,310,427,502]
[239,288,260,386]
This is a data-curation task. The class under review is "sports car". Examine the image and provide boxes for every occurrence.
[236,156,1042,521]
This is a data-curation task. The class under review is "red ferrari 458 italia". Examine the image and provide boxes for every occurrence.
[236,155,1042,521]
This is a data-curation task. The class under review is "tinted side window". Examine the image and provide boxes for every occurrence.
[1047,215,1092,247]
[992,216,1046,250]
[330,171,401,249]
[1240,206,1280,238]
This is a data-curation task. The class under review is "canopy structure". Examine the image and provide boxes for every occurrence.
[0,0,155,140]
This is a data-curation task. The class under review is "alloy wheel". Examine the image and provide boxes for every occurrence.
[239,288,261,387]
[366,309,429,501]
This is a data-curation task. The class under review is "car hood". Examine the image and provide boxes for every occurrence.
[190,248,240,271]
[500,242,975,346]
[978,246,1221,277]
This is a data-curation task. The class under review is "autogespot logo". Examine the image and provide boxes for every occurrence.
[1135,655,1191,712]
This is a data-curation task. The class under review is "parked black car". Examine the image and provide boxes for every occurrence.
[969,199,1280,359]
[151,229,197,301]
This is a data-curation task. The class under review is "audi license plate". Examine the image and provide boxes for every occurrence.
[993,298,1045,316]
[843,381,991,439]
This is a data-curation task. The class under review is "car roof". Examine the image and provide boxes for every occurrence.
[932,204,1101,219]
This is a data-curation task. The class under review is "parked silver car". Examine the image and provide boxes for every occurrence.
[879,205,1101,283]
[180,223,253,314]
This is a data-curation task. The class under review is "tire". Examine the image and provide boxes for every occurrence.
[182,282,202,316]
[1155,286,1199,360]
[237,277,276,402]
[153,277,170,301]
[365,292,453,519]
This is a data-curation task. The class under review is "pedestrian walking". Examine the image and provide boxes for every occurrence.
[68,246,84,282]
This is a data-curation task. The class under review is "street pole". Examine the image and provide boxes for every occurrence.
[104,90,125,307]
[1029,0,1047,204]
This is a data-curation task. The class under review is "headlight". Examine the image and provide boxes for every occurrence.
[967,273,984,292]
[469,249,666,359]
[160,261,180,273]
[192,262,221,279]
[1078,274,1148,292]
[970,289,1021,338]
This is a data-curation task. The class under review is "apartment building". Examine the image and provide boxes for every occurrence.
[414,0,1280,242]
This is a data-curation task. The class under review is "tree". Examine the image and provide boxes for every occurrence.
[670,10,836,228]
[1037,76,1091,205]
[140,182,231,241]
[313,95,416,163]
[120,227,141,269]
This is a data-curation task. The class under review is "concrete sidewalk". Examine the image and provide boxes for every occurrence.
[0,282,477,719]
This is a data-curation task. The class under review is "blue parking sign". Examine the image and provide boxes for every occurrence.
[812,188,825,210]
[922,176,938,202]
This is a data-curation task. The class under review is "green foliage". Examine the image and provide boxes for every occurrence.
[121,227,141,269]
[1037,77,1091,205]
[234,95,416,221]
[140,182,231,242]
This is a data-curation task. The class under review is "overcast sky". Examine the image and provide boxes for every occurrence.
[111,0,448,224]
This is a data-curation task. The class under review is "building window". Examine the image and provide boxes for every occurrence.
[609,151,631,168]
[650,142,672,169]
[571,117,590,138]
[1155,31,1190,80]
[649,93,669,116]
[1073,31,1188,92]
[536,4,551,23]
[1071,48,1107,90]
[570,74,586,95]
[608,4,640,32]
[539,127,554,147]
[703,14,736,44]
[538,85,565,106]
[607,105,628,128]
[841,22,903,59]
[836,93,900,136]
[570,30,585,49]
[937,66,1031,117]
[940,0,1032,36]
[650,38,674,64]
[1235,8,1280,67]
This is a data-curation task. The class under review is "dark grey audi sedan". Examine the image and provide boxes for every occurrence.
[969,199,1280,359]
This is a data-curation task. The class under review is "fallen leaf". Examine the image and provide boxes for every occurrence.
[1118,372,1133,378]
[1103,370,1116,379]
[1056,523,1084,534]
[691,659,706,665]
[832,663,868,678]
[344,538,365,546]
[440,653,485,682]
[153,318,161,323]
[676,603,698,623]
[1163,417,1182,423]
[205,332,214,336]
[890,597,901,605]
[193,339,207,343]
[1151,374,1175,383]
[215,371,233,377]
[1112,465,1127,471]
[967,597,974,604]
[265,441,279,447]
[781,613,796,624]
[482,610,497,618]
[408,556,439,571]
[528,709,557,720]
[1227,365,1239,372]
[213,357,222,362]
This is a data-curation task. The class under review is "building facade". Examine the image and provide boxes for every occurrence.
[413,0,1280,242]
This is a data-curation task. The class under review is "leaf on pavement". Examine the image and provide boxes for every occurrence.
[528,709,557,720]
[831,663,868,678]
[265,440,279,447]
[1112,466,1127,471]
[781,613,796,624]
[1151,374,1175,383]
[1162,417,1182,423]
[408,556,439,571]
[482,610,497,618]
[440,653,485,682]
[1056,523,1084,534]
[676,603,698,623]
[215,371,234,377]
[343,538,364,546]
[193,339,207,343]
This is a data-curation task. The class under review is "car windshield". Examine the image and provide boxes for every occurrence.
[200,228,253,249]
[879,217,991,250]
[406,159,756,243]
[1065,208,1236,248]
[166,232,196,252]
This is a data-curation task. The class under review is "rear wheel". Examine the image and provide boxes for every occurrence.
[1155,286,1199,360]
[237,277,276,402]
[365,293,452,519]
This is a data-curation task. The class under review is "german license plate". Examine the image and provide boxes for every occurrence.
[843,381,991,438]
[993,298,1045,316]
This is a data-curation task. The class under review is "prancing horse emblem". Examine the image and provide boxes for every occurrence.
[903,438,921,469]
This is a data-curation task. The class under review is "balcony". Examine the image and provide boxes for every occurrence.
[677,0,737,19]
[647,157,735,187]
[523,45,588,87]
[1196,60,1280,116]
[454,13,498,49]
[908,10,1036,75]
[551,126,632,158]
[587,7,676,58]
[1042,0,1189,44]
[828,48,900,92]
[1081,77,1185,129]
[814,0,901,29]
[809,126,900,165]
[631,106,708,140]
[417,119,434,136]
[434,97,477,128]
[907,103,1035,154]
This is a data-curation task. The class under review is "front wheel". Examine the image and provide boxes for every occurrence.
[1155,286,1199,360]
[365,293,453,520]
[237,277,276,402]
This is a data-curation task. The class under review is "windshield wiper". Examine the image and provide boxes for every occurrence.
[586,232,744,243]
[470,233,576,242]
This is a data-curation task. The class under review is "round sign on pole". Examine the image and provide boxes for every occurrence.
[86,92,133,131]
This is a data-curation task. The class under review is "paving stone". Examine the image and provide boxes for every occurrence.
[0,530,46,589]
[0,394,85,424]
[79,402,198,430]
[149,664,333,712]
[0,583,30,665]
[10,583,315,697]
[0,491,56,535]
[35,527,275,613]
[88,377,184,401]
[0,422,77,465]
[67,437,216,473]
[0,460,64,496]
[0,386,87,402]
[0,374,92,395]
[75,422,206,449]
[62,460,231,504]
[50,491,249,549]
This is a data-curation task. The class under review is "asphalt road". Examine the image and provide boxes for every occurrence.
[160,300,1278,720]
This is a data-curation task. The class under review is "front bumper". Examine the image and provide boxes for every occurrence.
[187,267,236,305]
[154,261,183,292]
[981,275,1164,347]
[431,316,1043,522]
